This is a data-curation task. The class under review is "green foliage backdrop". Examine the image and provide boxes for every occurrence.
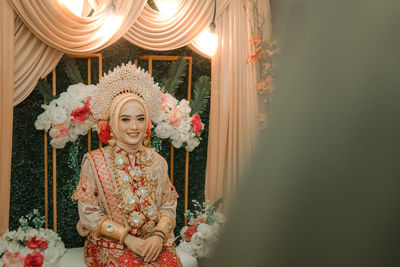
[9,39,211,248]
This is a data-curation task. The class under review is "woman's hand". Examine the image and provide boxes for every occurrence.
[124,234,146,257]
[142,235,163,262]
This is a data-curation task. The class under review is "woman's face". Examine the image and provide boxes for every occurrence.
[117,100,146,146]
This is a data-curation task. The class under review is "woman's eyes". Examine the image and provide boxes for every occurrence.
[121,117,145,122]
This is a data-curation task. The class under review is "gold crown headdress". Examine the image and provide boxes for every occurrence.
[91,62,161,122]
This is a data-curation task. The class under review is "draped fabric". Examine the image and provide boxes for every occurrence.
[14,16,63,105]
[0,0,271,233]
[0,1,15,236]
[205,0,261,207]
[8,0,147,54]
[123,0,230,51]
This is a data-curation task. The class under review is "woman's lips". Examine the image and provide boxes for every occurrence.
[127,133,139,138]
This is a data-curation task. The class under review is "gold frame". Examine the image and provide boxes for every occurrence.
[135,56,192,225]
[43,54,102,231]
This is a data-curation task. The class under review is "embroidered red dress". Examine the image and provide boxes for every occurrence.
[72,146,182,267]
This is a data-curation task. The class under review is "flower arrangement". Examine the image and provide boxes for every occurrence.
[34,83,97,149]
[177,199,225,259]
[154,93,204,152]
[0,210,66,267]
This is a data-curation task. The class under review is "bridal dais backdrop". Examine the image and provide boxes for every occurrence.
[1,0,272,235]
[10,40,212,248]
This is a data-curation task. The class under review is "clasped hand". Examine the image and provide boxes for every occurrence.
[124,234,163,262]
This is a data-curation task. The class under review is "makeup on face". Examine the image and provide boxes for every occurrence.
[117,100,147,146]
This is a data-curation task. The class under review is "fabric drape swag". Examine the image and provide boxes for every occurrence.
[8,0,147,54]
[14,16,63,106]
[206,0,262,207]
[0,0,15,236]
[0,0,271,234]
[123,0,230,51]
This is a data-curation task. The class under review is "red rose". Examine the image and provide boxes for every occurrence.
[71,97,91,122]
[26,237,39,250]
[37,240,47,249]
[146,120,152,138]
[184,225,197,242]
[97,120,111,144]
[24,251,44,267]
[191,114,203,135]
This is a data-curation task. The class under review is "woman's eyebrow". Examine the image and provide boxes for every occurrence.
[120,114,131,117]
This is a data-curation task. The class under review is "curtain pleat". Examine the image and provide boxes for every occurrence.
[123,0,229,50]
[0,1,15,236]
[205,0,260,208]
[8,0,147,54]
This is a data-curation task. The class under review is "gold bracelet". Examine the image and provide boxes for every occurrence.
[152,231,165,240]
[152,213,175,242]
[96,216,109,237]
[98,217,130,244]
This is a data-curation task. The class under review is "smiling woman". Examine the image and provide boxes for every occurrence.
[71,63,182,266]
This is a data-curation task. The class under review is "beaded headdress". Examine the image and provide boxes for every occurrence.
[91,62,162,122]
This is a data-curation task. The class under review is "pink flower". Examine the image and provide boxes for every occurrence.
[71,97,91,122]
[49,124,68,138]
[2,251,24,267]
[24,252,44,267]
[169,107,183,127]
[191,114,203,135]
[184,225,197,242]
[161,93,168,111]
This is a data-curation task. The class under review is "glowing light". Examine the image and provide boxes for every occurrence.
[157,0,179,19]
[192,27,218,57]
[59,0,84,16]
[94,14,123,39]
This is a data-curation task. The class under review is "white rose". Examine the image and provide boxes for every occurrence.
[165,93,178,108]
[190,232,203,246]
[46,102,67,125]
[178,99,191,115]
[155,123,174,139]
[50,135,68,149]
[197,223,213,240]
[0,239,7,253]
[179,226,188,238]
[35,112,51,131]
[177,241,195,257]
[186,138,200,152]
[171,139,183,148]
[214,213,226,224]
[210,223,221,236]
[6,242,20,253]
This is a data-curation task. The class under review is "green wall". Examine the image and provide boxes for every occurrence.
[9,39,211,248]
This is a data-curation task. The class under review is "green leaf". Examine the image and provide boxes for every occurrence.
[63,56,84,84]
[190,76,211,116]
[34,79,54,103]
[213,197,223,211]
[161,57,188,95]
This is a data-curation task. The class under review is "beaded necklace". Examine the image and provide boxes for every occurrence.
[110,145,159,237]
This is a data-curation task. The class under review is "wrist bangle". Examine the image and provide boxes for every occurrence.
[152,214,175,242]
[152,231,165,241]
[96,216,109,237]
[98,218,130,244]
